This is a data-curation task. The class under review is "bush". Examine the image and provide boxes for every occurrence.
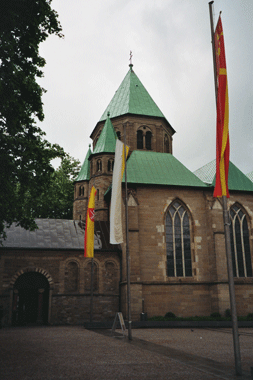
[210,312,222,319]
[247,313,253,321]
[225,309,231,318]
[164,312,176,319]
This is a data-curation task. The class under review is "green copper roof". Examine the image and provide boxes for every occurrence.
[194,160,253,192]
[75,145,92,181]
[93,115,117,154]
[247,171,253,182]
[124,151,207,187]
[99,66,169,123]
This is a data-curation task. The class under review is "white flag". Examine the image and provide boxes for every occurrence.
[110,139,129,244]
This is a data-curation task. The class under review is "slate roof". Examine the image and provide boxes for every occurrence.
[194,160,253,192]
[92,115,117,154]
[99,66,174,132]
[1,219,120,251]
[75,145,92,181]
[124,151,207,187]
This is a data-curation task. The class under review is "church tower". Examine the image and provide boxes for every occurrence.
[73,145,92,220]
[74,63,175,221]
[90,64,175,156]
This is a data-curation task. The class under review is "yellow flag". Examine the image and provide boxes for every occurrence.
[84,186,96,257]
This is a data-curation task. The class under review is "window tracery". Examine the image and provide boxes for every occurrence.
[165,200,192,277]
[230,204,252,277]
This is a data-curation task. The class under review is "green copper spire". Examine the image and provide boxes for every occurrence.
[99,66,168,122]
[75,145,92,181]
[93,113,117,154]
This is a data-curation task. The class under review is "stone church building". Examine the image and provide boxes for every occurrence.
[1,64,253,326]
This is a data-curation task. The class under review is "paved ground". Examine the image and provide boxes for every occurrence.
[0,326,252,380]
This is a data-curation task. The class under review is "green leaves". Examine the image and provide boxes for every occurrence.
[0,0,64,240]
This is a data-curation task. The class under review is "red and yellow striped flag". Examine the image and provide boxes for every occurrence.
[213,16,230,198]
[84,186,96,257]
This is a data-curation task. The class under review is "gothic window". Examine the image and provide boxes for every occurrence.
[97,159,102,172]
[137,130,143,149]
[145,131,152,150]
[85,261,98,292]
[65,261,79,292]
[116,131,121,140]
[164,134,170,153]
[97,189,99,200]
[165,200,192,277]
[230,204,252,277]
[108,159,114,172]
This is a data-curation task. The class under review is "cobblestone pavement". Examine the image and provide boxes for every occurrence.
[0,326,252,380]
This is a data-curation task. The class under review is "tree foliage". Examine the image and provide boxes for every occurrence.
[24,155,81,220]
[0,1,64,239]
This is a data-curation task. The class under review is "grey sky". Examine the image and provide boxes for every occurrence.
[38,0,253,175]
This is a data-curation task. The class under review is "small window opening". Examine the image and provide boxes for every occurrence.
[137,130,143,149]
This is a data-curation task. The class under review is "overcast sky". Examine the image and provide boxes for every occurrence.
[38,0,253,175]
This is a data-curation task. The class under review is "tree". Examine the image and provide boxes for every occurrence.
[0,1,64,239]
[24,155,81,219]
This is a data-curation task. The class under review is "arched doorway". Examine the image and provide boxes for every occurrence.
[12,272,49,326]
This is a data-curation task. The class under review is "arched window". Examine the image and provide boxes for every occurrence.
[108,159,114,172]
[97,188,99,200]
[145,131,152,150]
[230,204,252,277]
[116,131,121,140]
[79,186,84,196]
[165,200,192,277]
[97,159,102,172]
[164,134,170,153]
[137,130,143,149]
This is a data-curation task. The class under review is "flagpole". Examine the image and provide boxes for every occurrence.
[124,123,132,341]
[90,257,94,323]
[209,2,242,375]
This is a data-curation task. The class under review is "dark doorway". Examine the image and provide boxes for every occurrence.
[12,272,49,326]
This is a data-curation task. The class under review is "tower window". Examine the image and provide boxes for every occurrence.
[97,159,102,172]
[137,130,143,149]
[116,131,121,140]
[165,200,192,277]
[108,159,114,172]
[145,131,152,150]
[230,204,252,277]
